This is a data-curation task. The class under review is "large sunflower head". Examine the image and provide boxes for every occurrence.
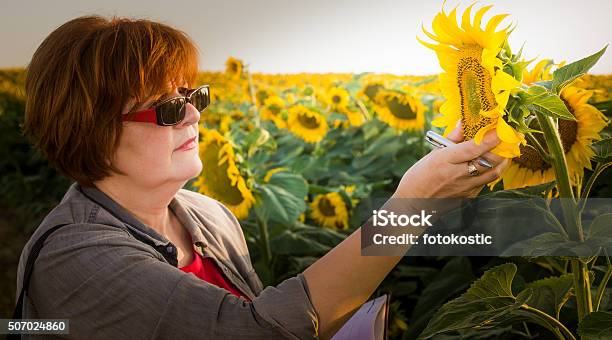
[309,192,349,230]
[287,105,329,143]
[261,96,287,129]
[418,3,524,158]
[499,86,609,189]
[326,86,350,111]
[372,89,426,131]
[225,57,243,79]
[194,128,254,219]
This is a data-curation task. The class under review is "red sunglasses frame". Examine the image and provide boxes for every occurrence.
[121,85,210,126]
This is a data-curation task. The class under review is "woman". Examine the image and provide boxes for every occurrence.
[16,16,508,339]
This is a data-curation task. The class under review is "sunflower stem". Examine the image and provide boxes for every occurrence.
[534,111,579,237]
[535,110,592,322]
[517,305,576,340]
[245,65,261,128]
[256,216,272,268]
[525,132,552,164]
[578,162,611,224]
[580,162,611,201]
[594,256,612,311]
[570,260,593,321]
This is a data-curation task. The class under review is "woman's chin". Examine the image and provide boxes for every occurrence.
[175,157,203,181]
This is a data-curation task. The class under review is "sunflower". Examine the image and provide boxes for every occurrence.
[309,192,349,230]
[578,74,612,102]
[418,3,524,158]
[261,96,287,128]
[522,59,553,85]
[358,80,386,103]
[522,59,567,85]
[225,57,243,79]
[340,107,366,127]
[219,115,233,133]
[499,86,609,189]
[326,87,350,111]
[287,105,329,143]
[372,89,426,131]
[255,87,275,106]
[194,128,254,219]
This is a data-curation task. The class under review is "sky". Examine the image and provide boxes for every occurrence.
[0,0,610,75]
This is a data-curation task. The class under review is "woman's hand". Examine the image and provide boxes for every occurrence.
[304,122,513,339]
[393,123,510,199]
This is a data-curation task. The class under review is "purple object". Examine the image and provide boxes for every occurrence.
[332,294,389,340]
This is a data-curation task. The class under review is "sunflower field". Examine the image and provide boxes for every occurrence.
[1,2,612,338]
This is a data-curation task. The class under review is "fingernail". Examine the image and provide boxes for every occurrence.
[478,158,493,168]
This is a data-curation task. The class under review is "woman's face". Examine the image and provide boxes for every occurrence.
[112,85,203,187]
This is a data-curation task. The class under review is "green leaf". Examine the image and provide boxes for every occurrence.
[267,171,308,199]
[578,311,612,340]
[467,264,515,298]
[524,85,575,121]
[509,105,540,135]
[406,258,474,338]
[588,213,612,239]
[254,185,286,222]
[483,181,556,199]
[524,274,574,318]
[419,264,526,339]
[552,45,608,93]
[271,229,331,254]
[534,80,552,91]
[585,213,612,254]
[591,138,612,163]
[270,222,346,255]
[255,172,308,225]
[502,232,594,257]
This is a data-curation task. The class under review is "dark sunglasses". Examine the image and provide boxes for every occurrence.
[122,85,210,126]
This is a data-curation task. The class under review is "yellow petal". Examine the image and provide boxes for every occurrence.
[496,118,522,143]
[473,5,494,32]
[461,3,477,33]
[492,142,520,158]
[485,14,510,33]
[480,108,499,118]
[494,91,511,110]
[473,123,496,144]
[493,71,521,92]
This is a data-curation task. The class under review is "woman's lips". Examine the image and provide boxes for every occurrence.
[175,136,197,151]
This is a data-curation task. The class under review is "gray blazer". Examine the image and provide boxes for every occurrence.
[15,182,319,339]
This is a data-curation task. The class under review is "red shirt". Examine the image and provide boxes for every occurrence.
[179,245,251,301]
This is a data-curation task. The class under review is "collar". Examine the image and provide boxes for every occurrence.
[77,183,211,262]
[78,184,172,247]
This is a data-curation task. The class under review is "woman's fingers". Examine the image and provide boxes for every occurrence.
[478,152,505,168]
[470,159,493,176]
[446,120,464,143]
[443,129,501,164]
[465,158,510,188]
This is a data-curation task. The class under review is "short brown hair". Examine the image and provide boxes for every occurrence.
[23,16,199,187]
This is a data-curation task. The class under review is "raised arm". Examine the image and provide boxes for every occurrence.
[302,126,510,339]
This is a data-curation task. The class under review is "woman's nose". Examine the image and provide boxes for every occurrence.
[178,103,201,127]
